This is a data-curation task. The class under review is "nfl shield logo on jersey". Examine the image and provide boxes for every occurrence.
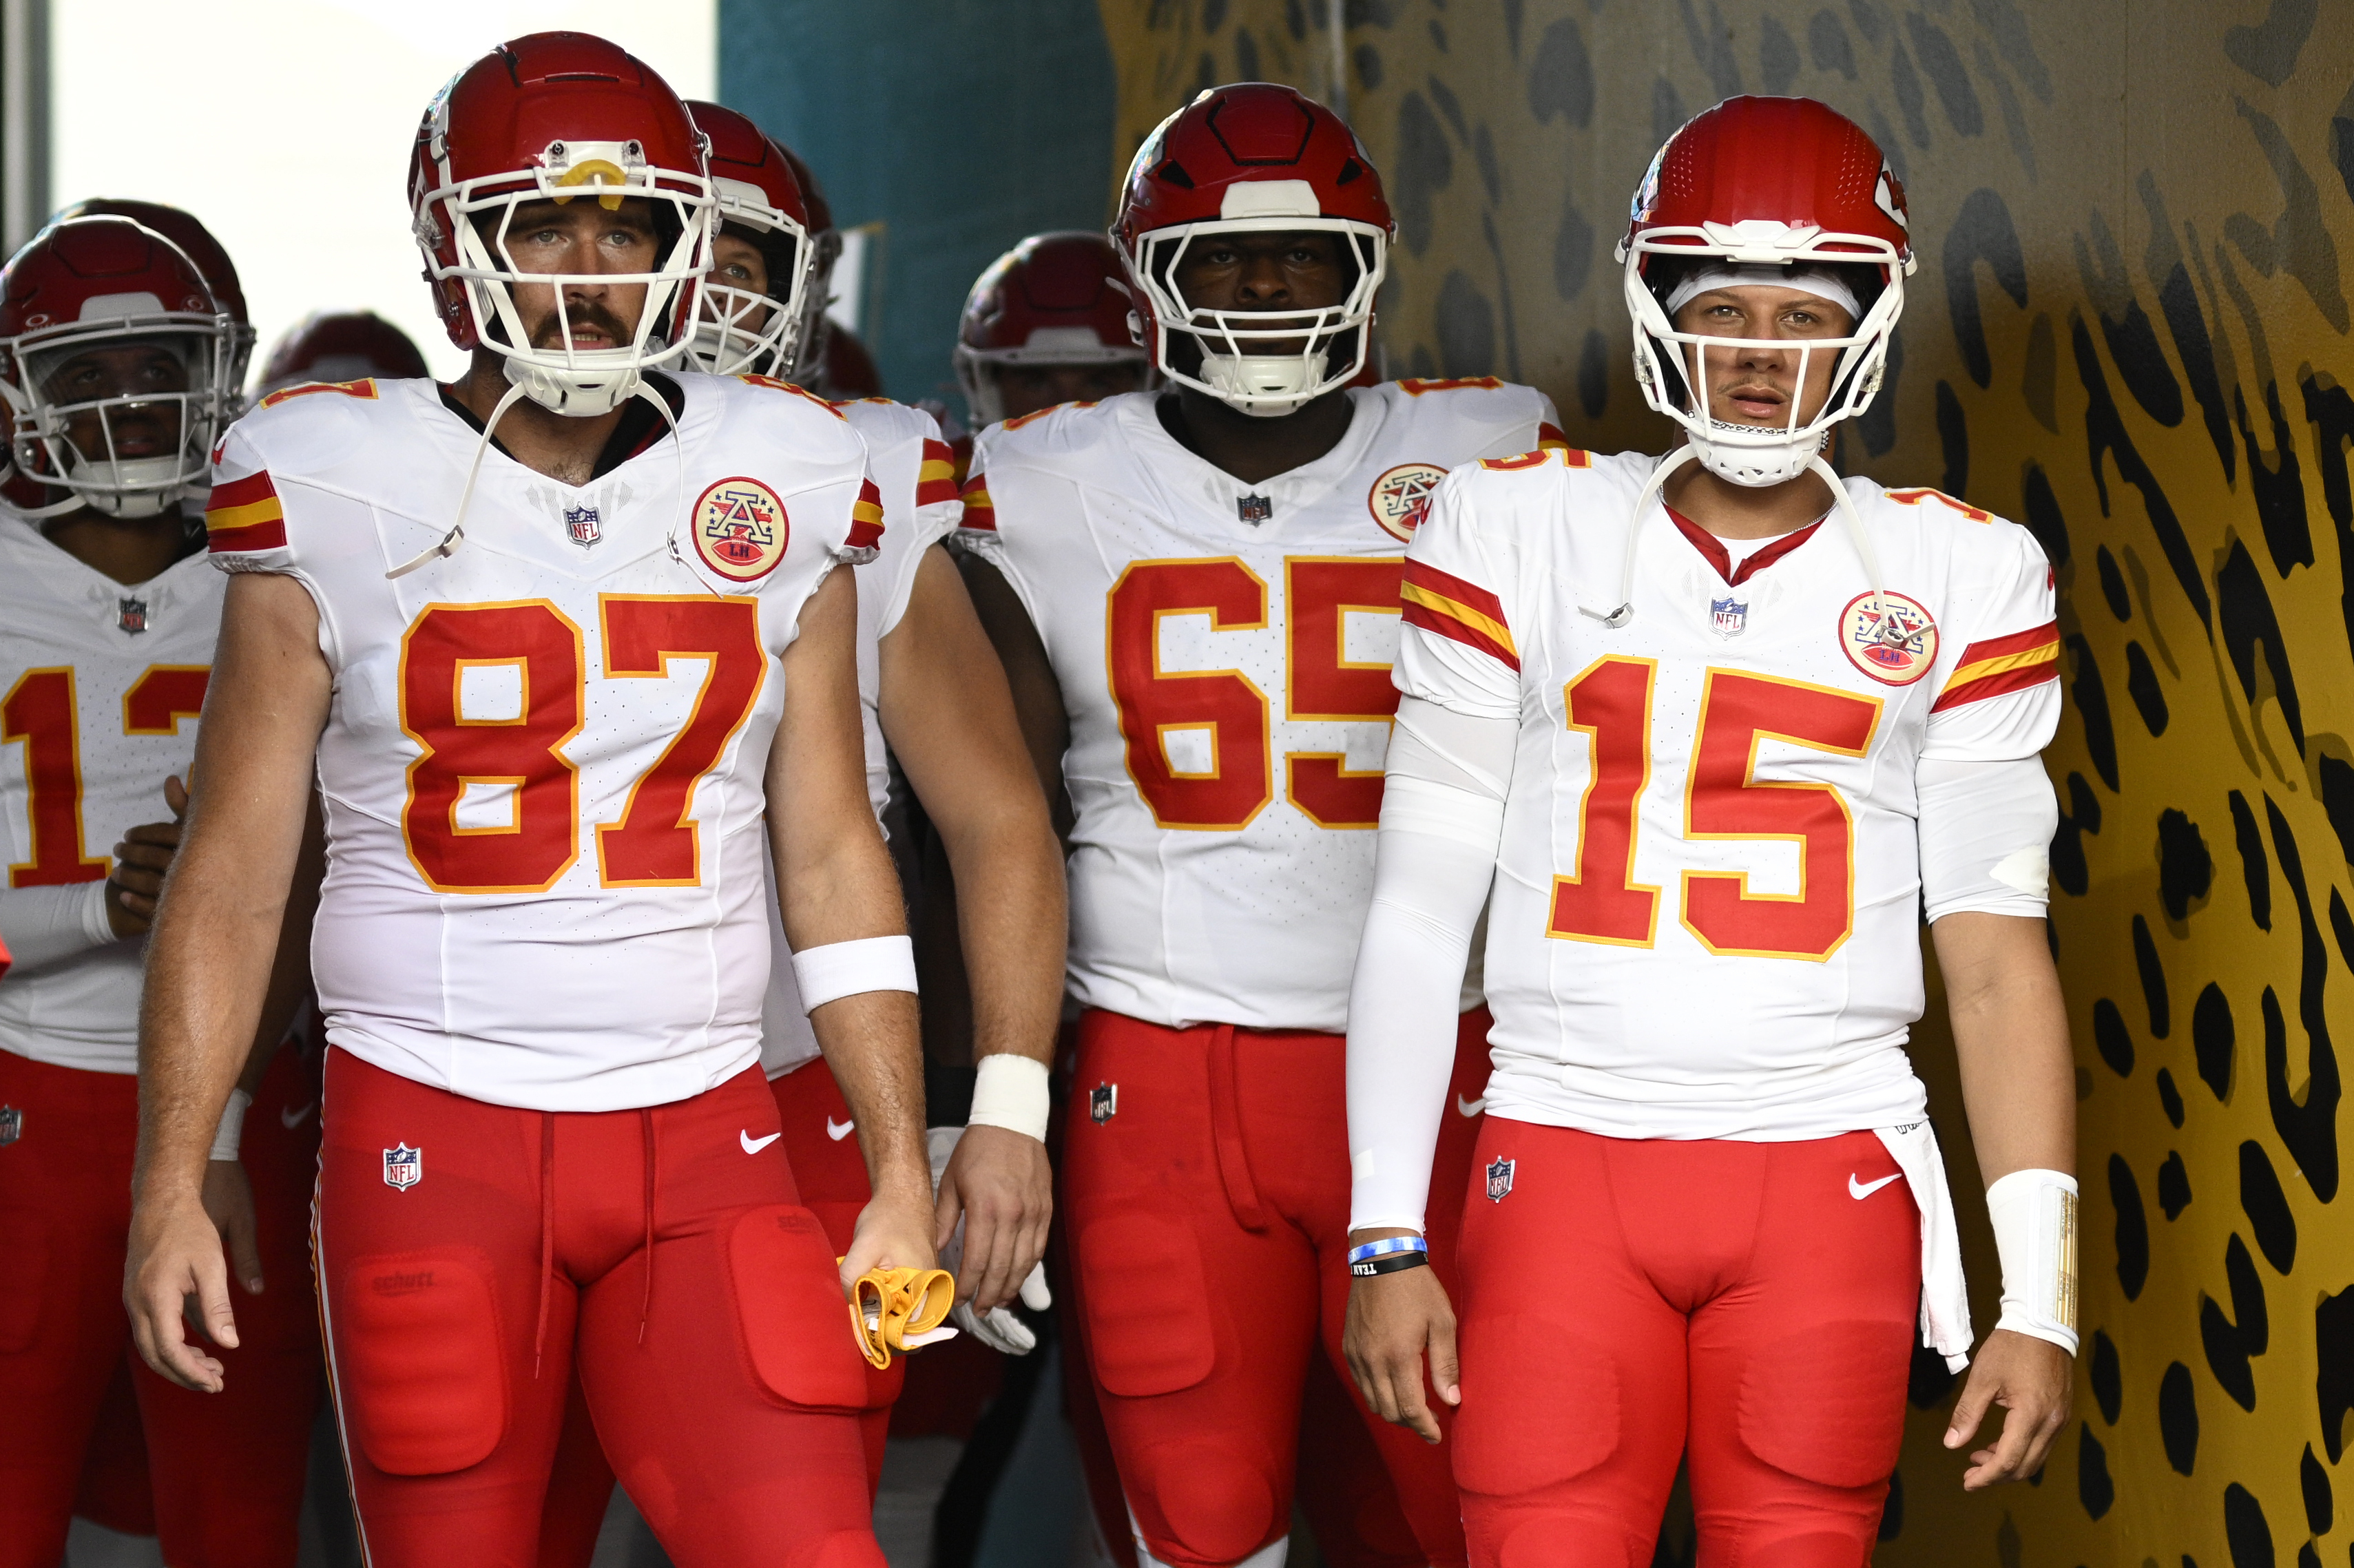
[1486,1156,1514,1201]
[1237,493,1274,524]
[0,1105,21,1146]
[382,1143,422,1191]
[117,596,148,635]
[1710,596,1747,638]
[565,504,601,550]
[1090,1083,1118,1124]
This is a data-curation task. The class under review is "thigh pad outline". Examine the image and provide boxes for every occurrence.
[727,1204,879,1413]
[1452,1319,1623,1499]
[1733,1319,1912,1490]
[337,1247,508,1476]
[1074,1213,1217,1399]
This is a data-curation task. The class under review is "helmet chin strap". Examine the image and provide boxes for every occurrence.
[1583,443,1894,636]
[1199,351,1329,418]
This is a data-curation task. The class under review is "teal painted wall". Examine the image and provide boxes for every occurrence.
[718,0,1119,412]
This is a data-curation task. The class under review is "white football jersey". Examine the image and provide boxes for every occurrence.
[1397,447,2060,1140]
[961,379,1563,1034]
[760,397,961,1079]
[207,374,879,1112]
[0,516,220,1073]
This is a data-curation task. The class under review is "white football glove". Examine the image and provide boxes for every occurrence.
[928,1124,1053,1356]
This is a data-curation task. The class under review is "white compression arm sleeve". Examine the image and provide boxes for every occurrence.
[1346,697,1518,1234]
[1916,756,2059,923]
[0,881,117,974]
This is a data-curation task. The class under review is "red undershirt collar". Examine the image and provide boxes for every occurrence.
[1666,506,1824,587]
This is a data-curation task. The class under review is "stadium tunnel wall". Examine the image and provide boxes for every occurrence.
[717,0,1121,412]
[1098,1,2354,1562]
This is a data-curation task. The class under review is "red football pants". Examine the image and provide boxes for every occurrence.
[1451,1124,1920,1567]
[0,1047,321,1568]
[315,1048,882,1568]
[530,1056,907,1568]
[1061,1008,1490,1568]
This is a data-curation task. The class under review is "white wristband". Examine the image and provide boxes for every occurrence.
[209,1088,251,1162]
[1986,1167,2079,1355]
[792,934,919,1012]
[967,1053,1050,1142]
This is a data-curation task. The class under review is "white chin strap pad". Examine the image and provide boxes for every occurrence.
[1689,421,1827,488]
[1199,352,1328,417]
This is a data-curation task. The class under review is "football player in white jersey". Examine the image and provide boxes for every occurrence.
[961,83,1565,1568]
[529,104,1066,1551]
[1342,98,2075,1563]
[121,37,933,1565]
[0,215,322,1567]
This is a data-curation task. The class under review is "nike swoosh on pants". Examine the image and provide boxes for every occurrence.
[741,1130,782,1155]
[826,1117,855,1141]
[1848,1172,1902,1200]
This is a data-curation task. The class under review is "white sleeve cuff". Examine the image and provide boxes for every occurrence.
[0,880,118,973]
[209,1088,251,1162]
[791,934,918,1012]
[1986,1167,2079,1355]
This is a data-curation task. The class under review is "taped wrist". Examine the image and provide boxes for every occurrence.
[210,1087,251,1162]
[791,935,918,1012]
[967,1053,1050,1142]
[1986,1167,2079,1354]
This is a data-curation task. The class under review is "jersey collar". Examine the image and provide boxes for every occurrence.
[1667,505,1823,587]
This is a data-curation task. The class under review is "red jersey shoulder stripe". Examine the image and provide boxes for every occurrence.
[958,472,996,532]
[1399,559,1519,672]
[1929,620,2061,712]
[205,469,287,553]
[916,439,958,508]
[258,377,379,410]
[847,479,886,552]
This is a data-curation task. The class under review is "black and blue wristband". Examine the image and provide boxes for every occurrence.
[1348,1235,1431,1278]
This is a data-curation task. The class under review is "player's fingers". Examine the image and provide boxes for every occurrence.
[194,1247,240,1352]
[960,1202,1008,1308]
[163,773,190,816]
[121,819,182,848]
[931,1178,964,1255]
[1427,1310,1462,1408]
[133,1270,221,1392]
[1943,1371,1994,1450]
[222,1183,266,1295]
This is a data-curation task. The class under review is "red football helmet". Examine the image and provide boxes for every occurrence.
[409,32,715,417]
[0,216,235,519]
[1114,83,1390,417]
[52,198,255,399]
[953,231,1150,425]
[255,311,430,400]
[682,101,815,377]
[771,142,844,384]
[1617,96,1915,485]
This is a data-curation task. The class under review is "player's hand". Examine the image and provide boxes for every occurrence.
[201,1157,267,1296]
[839,1180,938,1297]
[1343,1236,1459,1445]
[125,1187,239,1393]
[932,1122,1052,1312]
[107,819,183,937]
[107,774,189,937]
[1944,1328,2072,1487]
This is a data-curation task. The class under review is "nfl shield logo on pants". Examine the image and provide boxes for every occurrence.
[0,1105,21,1146]
[1486,1156,1514,1202]
[382,1144,422,1191]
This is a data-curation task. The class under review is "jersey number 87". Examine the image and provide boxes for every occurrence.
[397,595,766,894]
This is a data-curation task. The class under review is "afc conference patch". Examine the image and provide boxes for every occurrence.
[1368,461,1450,541]
[1486,1155,1514,1202]
[382,1143,422,1192]
[1837,590,1938,685]
[691,476,790,581]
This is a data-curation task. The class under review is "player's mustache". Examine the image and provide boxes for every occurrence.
[530,303,631,349]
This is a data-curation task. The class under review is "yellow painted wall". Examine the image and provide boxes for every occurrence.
[1098,2,2354,1560]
